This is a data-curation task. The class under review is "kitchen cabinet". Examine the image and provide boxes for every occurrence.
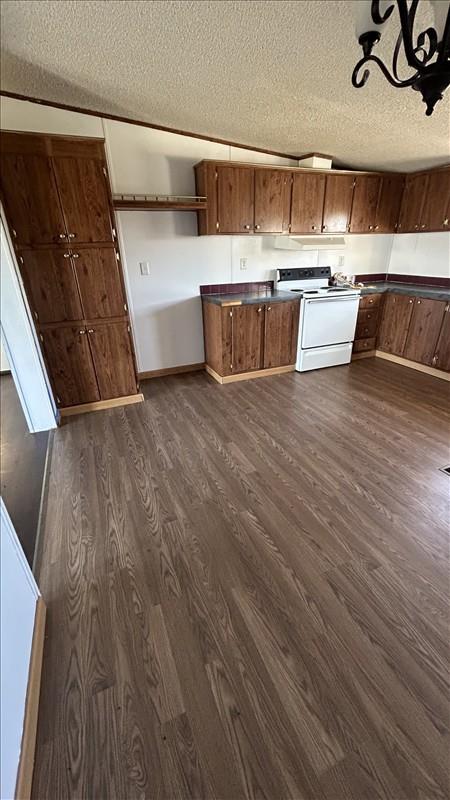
[433,305,450,371]
[290,172,326,234]
[352,293,383,355]
[41,325,100,407]
[349,175,381,233]
[263,301,299,368]
[397,173,429,232]
[254,169,291,233]
[216,166,254,233]
[0,131,139,411]
[19,249,83,324]
[375,175,404,232]
[419,168,450,232]
[322,175,354,233]
[202,298,300,383]
[403,298,447,365]
[377,293,415,355]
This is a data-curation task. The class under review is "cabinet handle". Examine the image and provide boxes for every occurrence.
[409,299,413,303]
[417,299,421,304]
[368,225,373,230]
[267,306,271,311]
[68,233,77,239]
[63,252,71,258]
[443,218,449,226]
[72,253,80,258]
[374,225,379,230]
[311,225,316,231]
[421,224,426,229]
[322,225,328,231]
[414,224,419,229]
[257,307,262,312]
[59,233,66,239]
[255,224,261,230]
[87,328,94,334]
[79,329,86,335]
[244,224,251,230]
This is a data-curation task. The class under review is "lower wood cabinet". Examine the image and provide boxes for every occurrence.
[377,294,415,355]
[433,307,450,371]
[375,292,449,371]
[41,321,138,408]
[403,298,446,365]
[202,299,300,382]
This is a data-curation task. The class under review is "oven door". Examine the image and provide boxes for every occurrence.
[301,296,359,349]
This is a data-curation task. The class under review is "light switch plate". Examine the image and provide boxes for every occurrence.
[140,261,151,275]
[240,258,247,270]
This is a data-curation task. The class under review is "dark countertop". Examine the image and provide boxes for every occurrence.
[359,282,450,301]
[202,290,300,306]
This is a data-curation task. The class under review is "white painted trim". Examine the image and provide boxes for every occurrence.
[0,216,58,432]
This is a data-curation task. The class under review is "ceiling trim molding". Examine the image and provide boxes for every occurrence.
[0,90,303,161]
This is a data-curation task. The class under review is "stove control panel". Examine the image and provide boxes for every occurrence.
[277,267,331,282]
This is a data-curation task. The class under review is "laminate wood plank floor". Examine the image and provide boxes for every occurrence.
[32,359,450,799]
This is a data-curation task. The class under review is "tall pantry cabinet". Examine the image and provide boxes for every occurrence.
[0,131,140,413]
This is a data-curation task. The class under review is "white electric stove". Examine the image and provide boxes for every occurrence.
[276,267,361,372]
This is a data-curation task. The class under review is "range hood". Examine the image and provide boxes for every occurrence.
[273,235,346,250]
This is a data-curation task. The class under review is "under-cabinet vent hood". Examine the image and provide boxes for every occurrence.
[273,236,346,251]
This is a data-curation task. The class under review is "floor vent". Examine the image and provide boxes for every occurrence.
[439,465,450,476]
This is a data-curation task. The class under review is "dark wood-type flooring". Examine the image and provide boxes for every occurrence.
[32,359,450,799]
[0,373,49,566]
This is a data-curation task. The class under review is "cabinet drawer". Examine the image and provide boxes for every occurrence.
[357,307,380,325]
[359,293,383,309]
[355,318,378,339]
[353,337,376,353]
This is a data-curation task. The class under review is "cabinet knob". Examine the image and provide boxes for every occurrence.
[368,225,373,230]
[443,218,449,226]
[255,224,261,230]
[63,252,71,258]
[409,299,413,303]
[257,307,262,312]
[417,299,421,304]
[322,225,328,231]
[244,224,250,230]
[414,224,419,229]
[374,225,379,230]
[87,328,94,334]
[79,329,86,335]
[421,224,426,229]
[68,233,77,239]
[72,253,80,258]
[267,306,271,311]
[59,233,66,239]
[311,225,316,231]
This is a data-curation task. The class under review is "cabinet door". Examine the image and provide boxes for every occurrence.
[403,299,446,365]
[254,170,291,233]
[230,305,264,373]
[419,169,450,232]
[322,175,354,233]
[52,157,114,244]
[19,250,83,324]
[397,174,429,232]
[375,175,404,232]
[433,305,450,372]
[88,321,138,399]
[263,300,299,368]
[41,325,100,407]
[72,247,126,319]
[377,294,415,355]
[0,152,67,246]
[349,176,381,233]
[290,172,326,234]
[217,167,254,234]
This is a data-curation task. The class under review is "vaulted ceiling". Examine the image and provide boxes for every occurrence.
[1,0,449,171]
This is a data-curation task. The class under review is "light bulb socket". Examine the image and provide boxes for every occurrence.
[358,30,381,57]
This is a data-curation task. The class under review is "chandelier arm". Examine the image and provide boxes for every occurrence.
[414,28,438,62]
[396,0,430,71]
[392,27,405,81]
[371,0,395,25]
[437,7,450,61]
[352,53,419,88]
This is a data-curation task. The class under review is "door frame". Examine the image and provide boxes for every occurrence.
[0,213,58,432]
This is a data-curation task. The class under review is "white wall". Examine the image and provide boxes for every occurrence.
[388,232,450,279]
[1,96,448,374]
[1,340,10,372]
[1,498,40,800]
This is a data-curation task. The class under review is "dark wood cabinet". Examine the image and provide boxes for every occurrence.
[433,305,450,371]
[73,247,126,319]
[322,175,354,233]
[263,301,299,368]
[87,321,138,399]
[0,145,66,246]
[19,249,83,324]
[202,298,300,383]
[290,172,326,234]
[254,169,291,233]
[419,168,450,232]
[403,298,447,365]
[0,131,139,411]
[375,175,404,232]
[349,176,381,233]
[352,294,383,356]
[377,294,415,355]
[217,166,254,233]
[41,325,100,407]
[397,174,429,232]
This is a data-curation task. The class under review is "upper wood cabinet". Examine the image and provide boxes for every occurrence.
[375,175,404,233]
[52,156,114,244]
[377,293,415,355]
[0,137,67,246]
[72,247,126,319]
[290,172,325,234]
[397,173,429,232]
[322,175,354,233]
[403,298,446,365]
[263,300,299,368]
[254,169,291,233]
[19,249,83,324]
[419,168,450,232]
[349,176,381,233]
[217,166,254,233]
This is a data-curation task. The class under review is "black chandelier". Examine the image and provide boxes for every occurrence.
[352,0,450,115]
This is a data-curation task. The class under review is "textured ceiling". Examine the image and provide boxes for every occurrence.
[1,0,449,171]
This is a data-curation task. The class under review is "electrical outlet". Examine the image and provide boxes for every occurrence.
[338,255,345,267]
[139,261,151,275]
[240,258,247,271]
